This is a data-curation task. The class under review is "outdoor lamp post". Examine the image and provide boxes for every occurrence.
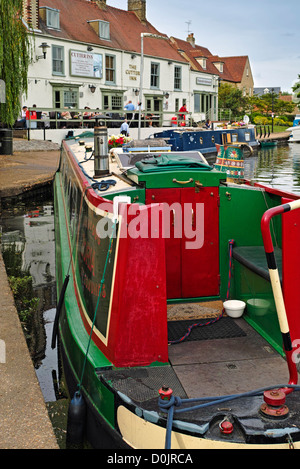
[271,88,274,133]
[36,42,50,61]
[138,33,169,139]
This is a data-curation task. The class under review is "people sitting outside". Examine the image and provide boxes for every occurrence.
[124,100,135,120]
[18,106,27,128]
[120,119,129,136]
[204,119,211,129]
[26,105,37,129]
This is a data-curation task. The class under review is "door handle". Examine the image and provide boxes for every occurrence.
[173,178,193,185]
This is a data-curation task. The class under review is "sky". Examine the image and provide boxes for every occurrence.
[108,0,300,93]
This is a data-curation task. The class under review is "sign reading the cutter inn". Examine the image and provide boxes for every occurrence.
[70,50,103,79]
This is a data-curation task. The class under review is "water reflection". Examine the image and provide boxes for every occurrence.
[244,143,300,194]
[0,196,58,402]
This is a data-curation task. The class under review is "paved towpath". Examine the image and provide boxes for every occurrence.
[0,138,59,448]
[0,138,60,199]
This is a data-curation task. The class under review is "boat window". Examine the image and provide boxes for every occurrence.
[245,132,250,142]
[232,133,238,143]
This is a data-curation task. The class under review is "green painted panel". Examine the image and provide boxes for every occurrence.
[218,184,284,355]
[219,185,282,299]
[127,168,225,188]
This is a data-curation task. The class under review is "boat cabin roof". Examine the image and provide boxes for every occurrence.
[66,136,224,196]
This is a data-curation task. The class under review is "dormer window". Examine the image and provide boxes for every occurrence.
[99,20,110,40]
[213,61,224,73]
[88,20,110,40]
[196,57,207,70]
[40,7,60,30]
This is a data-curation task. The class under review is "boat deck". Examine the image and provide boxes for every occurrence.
[98,301,300,444]
[99,300,297,402]
[169,314,290,399]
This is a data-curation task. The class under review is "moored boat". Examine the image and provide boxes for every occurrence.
[260,140,278,148]
[153,125,258,155]
[53,125,300,449]
[287,125,300,143]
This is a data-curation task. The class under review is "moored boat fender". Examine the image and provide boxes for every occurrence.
[66,391,87,447]
[51,274,70,349]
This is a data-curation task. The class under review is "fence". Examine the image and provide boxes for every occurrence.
[16,107,194,139]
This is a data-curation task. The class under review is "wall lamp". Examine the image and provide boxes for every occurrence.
[164,92,170,99]
[133,88,139,96]
[36,42,50,61]
[89,84,96,93]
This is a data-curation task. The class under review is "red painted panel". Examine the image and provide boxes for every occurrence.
[181,187,219,298]
[282,197,300,344]
[145,186,220,299]
[107,203,168,367]
[146,189,182,299]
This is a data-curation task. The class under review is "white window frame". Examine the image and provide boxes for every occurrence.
[46,7,60,30]
[52,45,65,76]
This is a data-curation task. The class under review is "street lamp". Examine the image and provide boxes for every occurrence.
[271,88,274,133]
[138,32,169,139]
[36,42,50,61]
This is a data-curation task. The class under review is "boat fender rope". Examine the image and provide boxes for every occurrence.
[91,180,117,191]
[168,239,235,345]
[158,384,300,449]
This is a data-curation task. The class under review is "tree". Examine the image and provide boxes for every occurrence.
[0,1,31,127]
[218,83,248,118]
[292,75,300,99]
[248,92,295,117]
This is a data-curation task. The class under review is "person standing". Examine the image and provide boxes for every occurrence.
[124,100,135,120]
[120,119,129,136]
[26,104,37,129]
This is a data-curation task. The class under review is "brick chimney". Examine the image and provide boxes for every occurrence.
[95,0,107,10]
[22,0,39,29]
[128,0,146,23]
[186,33,195,48]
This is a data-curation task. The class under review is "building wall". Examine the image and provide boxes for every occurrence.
[24,33,219,125]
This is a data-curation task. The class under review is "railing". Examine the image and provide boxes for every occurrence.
[261,200,300,395]
[15,107,195,139]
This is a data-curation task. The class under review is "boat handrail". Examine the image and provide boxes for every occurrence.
[261,199,300,394]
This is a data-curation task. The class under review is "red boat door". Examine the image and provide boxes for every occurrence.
[146,186,219,299]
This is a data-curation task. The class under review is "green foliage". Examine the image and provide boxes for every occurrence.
[292,74,300,98]
[218,83,248,115]
[8,275,39,325]
[0,0,31,127]
[248,93,294,116]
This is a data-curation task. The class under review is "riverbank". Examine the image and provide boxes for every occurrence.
[0,138,60,448]
[0,250,58,449]
[0,139,60,201]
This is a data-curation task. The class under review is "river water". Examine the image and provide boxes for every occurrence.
[0,141,300,445]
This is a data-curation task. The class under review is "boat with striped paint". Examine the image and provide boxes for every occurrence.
[53,126,300,449]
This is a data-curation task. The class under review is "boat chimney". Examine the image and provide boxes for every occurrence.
[94,125,110,177]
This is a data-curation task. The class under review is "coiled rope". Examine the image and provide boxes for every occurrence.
[168,239,235,345]
[158,384,300,449]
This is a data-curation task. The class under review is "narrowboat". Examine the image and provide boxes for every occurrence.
[53,126,300,449]
[153,125,258,155]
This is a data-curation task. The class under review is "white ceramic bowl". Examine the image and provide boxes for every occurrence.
[223,300,246,318]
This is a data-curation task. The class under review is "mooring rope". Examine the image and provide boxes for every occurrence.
[77,219,117,393]
[168,239,235,345]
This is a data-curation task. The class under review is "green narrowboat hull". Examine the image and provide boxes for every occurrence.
[54,135,300,449]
